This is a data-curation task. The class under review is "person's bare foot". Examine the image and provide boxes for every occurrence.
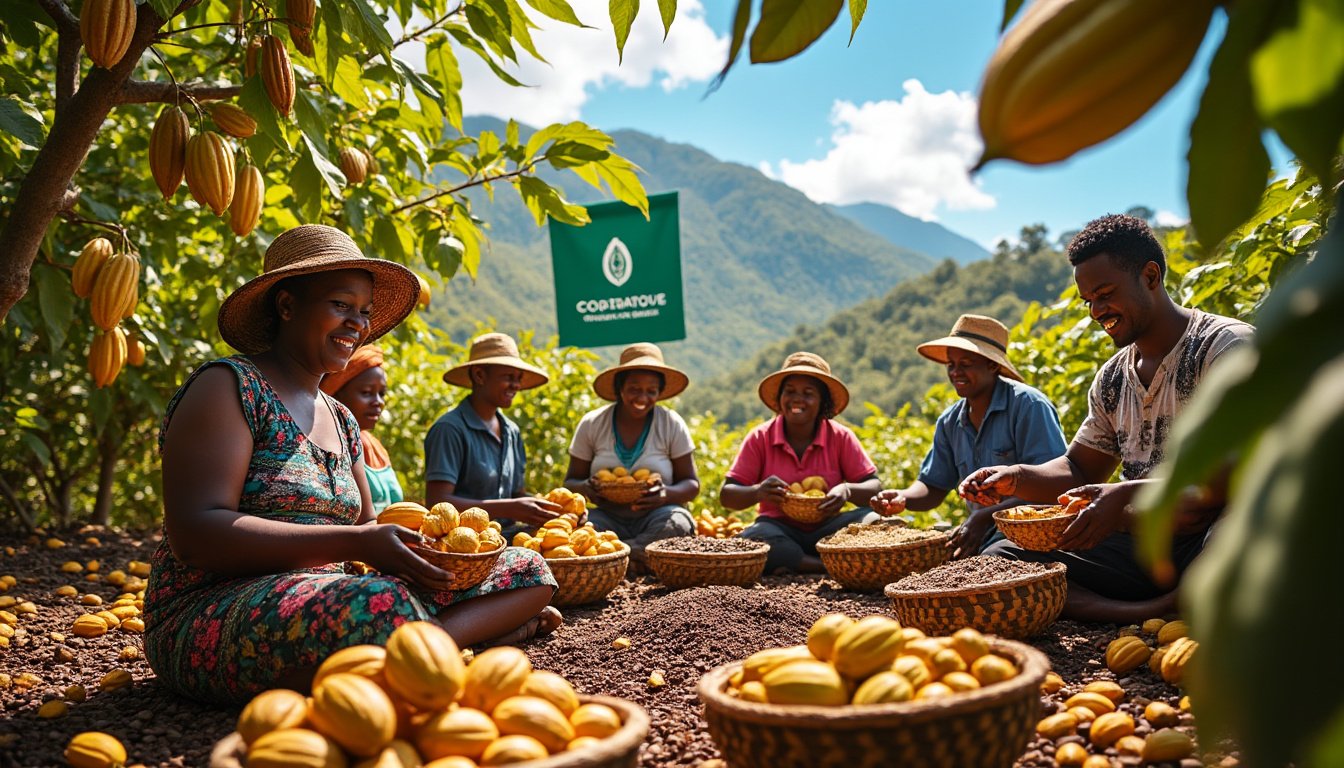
[482,606,563,647]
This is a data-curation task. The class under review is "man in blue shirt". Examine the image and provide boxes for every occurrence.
[872,315,1067,557]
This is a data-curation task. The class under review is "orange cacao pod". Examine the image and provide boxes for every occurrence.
[185,131,236,216]
[261,35,295,116]
[308,673,397,757]
[244,36,263,78]
[1105,635,1151,674]
[89,327,127,389]
[383,620,466,710]
[80,0,136,69]
[90,252,139,331]
[286,0,315,33]
[149,105,190,199]
[71,238,113,299]
[64,732,127,768]
[415,274,431,310]
[126,336,146,367]
[209,103,257,139]
[230,163,264,237]
[237,688,308,746]
[339,147,369,185]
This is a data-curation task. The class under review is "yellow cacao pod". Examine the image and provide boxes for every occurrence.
[461,646,532,712]
[1040,670,1064,694]
[950,627,989,665]
[423,759,478,768]
[416,707,497,761]
[1064,691,1117,716]
[1157,620,1189,646]
[230,163,265,237]
[308,673,397,757]
[210,103,258,139]
[89,327,127,389]
[126,336,146,367]
[480,734,548,765]
[1142,728,1194,762]
[1142,617,1167,635]
[1088,711,1135,747]
[741,645,813,683]
[384,620,466,710]
[1115,734,1146,755]
[416,274,431,310]
[850,670,914,705]
[80,0,136,69]
[379,502,429,531]
[64,731,127,768]
[1160,637,1198,686]
[930,648,967,677]
[942,671,981,692]
[977,0,1218,167]
[90,252,138,331]
[1105,635,1151,675]
[970,653,1018,686]
[72,238,113,299]
[568,702,622,739]
[353,739,420,768]
[805,613,854,662]
[238,688,309,746]
[519,670,578,716]
[246,727,346,768]
[1036,711,1078,740]
[339,148,369,185]
[261,35,295,116]
[1149,644,1168,675]
[1082,756,1112,768]
[313,644,387,689]
[1144,700,1180,728]
[761,659,848,706]
[1054,742,1087,766]
[185,131,236,215]
[831,615,904,679]
[1082,680,1125,704]
[491,695,574,753]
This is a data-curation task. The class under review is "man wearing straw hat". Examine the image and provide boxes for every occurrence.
[425,333,562,537]
[872,315,1067,558]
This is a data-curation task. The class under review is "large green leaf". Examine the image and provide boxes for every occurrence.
[0,97,44,148]
[847,0,866,44]
[657,0,676,40]
[524,0,586,26]
[610,0,639,63]
[347,0,396,54]
[749,0,843,63]
[302,135,345,197]
[33,262,74,355]
[426,37,464,133]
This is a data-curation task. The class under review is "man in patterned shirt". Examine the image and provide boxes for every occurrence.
[959,214,1253,622]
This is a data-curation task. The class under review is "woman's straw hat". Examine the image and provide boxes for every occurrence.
[592,342,690,401]
[217,225,419,355]
[916,314,1024,382]
[443,332,549,390]
[757,351,850,415]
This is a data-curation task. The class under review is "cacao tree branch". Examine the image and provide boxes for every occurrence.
[117,79,241,105]
[394,4,466,49]
[0,474,38,534]
[35,0,78,37]
[390,162,538,215]
[55,30,83,113]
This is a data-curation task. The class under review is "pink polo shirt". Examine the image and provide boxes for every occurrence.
[725,416,878,530]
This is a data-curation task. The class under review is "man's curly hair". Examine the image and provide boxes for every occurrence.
[1067,213,1166,278]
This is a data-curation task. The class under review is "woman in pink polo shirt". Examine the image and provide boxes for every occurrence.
[720,352,882,573]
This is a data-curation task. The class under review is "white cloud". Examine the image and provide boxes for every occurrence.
[442,0,727,125]
[1154,209,1188,227]
[763,80,995,221]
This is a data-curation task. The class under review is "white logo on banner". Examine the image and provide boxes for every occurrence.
[602,237,632,287]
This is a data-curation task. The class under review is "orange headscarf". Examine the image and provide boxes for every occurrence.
[321,345,391,470]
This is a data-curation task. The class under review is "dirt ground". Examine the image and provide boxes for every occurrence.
[0,527,1236,768]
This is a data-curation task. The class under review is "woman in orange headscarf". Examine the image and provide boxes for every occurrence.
[320,344,403,513]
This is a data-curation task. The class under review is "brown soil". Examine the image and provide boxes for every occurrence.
[0,528,1236,768]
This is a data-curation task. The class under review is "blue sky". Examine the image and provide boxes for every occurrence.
[449,1,1291,249]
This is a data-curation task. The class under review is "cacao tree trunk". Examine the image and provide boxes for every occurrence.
[91,426,120,527]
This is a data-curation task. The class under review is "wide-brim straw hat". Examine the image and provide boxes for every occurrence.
[757,351,850,416]
[217,225,420,355]
[916,314,1024,382]
[593,342,690,401]
[443,332,549,390]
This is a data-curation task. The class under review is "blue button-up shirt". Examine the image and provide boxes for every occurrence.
[918,377,1067,507]
[424,399,526,501]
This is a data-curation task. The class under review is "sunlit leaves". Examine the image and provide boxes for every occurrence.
[610,0,639,63]
[749,0,843,63]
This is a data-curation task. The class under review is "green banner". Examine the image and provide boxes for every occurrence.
[548,191,685,348]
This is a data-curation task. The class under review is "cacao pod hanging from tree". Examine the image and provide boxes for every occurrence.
[208,103,257,139]
[260,35,295,116]
[149,105,190,199]
[126,336,146,367]
[89,252,139,331]
[230,164,265,237]
[71,237,114,299]
[89,326,128,389]
[339,147,369,185]
[80,0,136,70]
[243,36,263,79]
[185,131,236,216]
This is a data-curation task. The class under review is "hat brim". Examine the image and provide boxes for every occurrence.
[218,260,421,355]
[443,358,549,390]
[916,337,1025,382]
[758,367,850,416]
[593,359,690,401]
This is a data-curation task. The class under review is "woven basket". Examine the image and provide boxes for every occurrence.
[815,527,952,592]
[698,638,1049,768]
[210,694,650,768]
[409,541,505,591]
[779,493,830,524]
[992,506,1077,552]
[547,545,630,606]
[645,540,770,589]
[592,480,649,505]
[883,562,1067,639]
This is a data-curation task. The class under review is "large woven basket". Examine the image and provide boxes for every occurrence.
[645,540,770,589]
[547,545,630,606]
[815,527,952,592]
[883,562,1067,639]
[210,694,650,768]
[592,480,648,505]
[698,638,1049,768]
[992,506,1077,552]
[779,493,829,524]
[409,541,505,591]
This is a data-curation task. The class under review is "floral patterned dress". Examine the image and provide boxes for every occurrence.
[143,356,556,704]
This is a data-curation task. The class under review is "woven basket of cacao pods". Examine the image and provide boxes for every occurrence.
[778,493,830,524]
[698,638,1049,768]
[645,537,769,589]
[210,694,650,768]
[991,505,1077,552]
[409,541,506,591]
[548,544,630,606]
[816,522,952,592]
[883,559,1066,639]
[591,479,650,505]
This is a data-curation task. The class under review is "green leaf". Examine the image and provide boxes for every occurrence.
[466,3,518,63]
[33,262,75,354]
[499,0,547,64]
[451,214,483,280]
[238,76,290,151]
[146,0,176,22]
[593,154,648,215]
[517,175,589,225]
[423,230,464,280]
[449,27,527,87]
[394,58,445,109]
[293,92,331,156]
[847,0,865,44]
[506,119,520,148]
[610,0,639,63]
[344,193,366,236]
[321,0,346,76]
[372,217,407,263]
[750,0,843,63]
[1250,0,1344,181]
[347,0,395,54]
[544,140,611,168]
[657,0,676,40]
[426,37,464,134]
[332,57,373,112]
[524,0,587,26]
[0,1,46,48]
[0,97,44,148]
[19,432,50,467]
[302,135,345,197]
[1000,0,1025,31]
[710,0,753,91]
